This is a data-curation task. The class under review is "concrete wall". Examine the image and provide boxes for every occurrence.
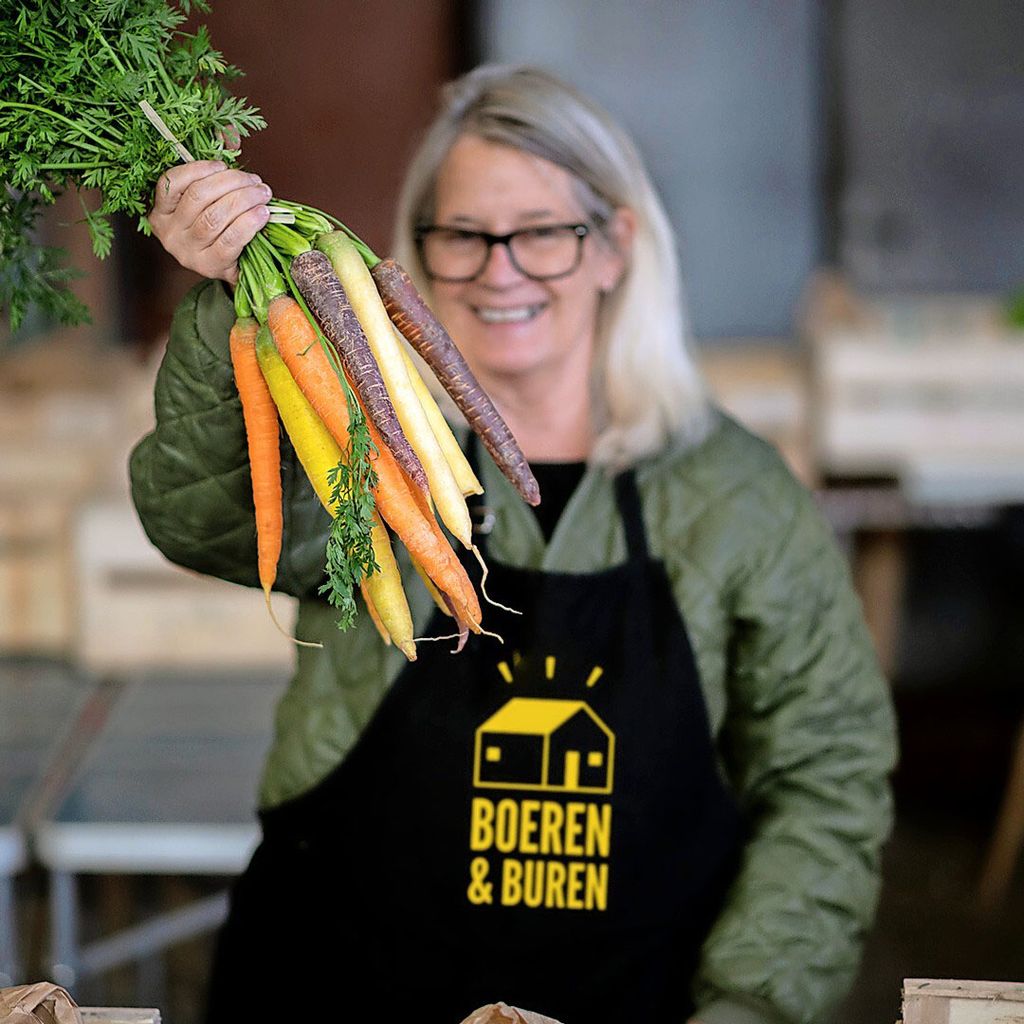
[478,0,822,339]
[838,0,1024,292]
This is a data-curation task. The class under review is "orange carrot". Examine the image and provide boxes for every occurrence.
[267,294,353,455]
[369,418,482,630]
[229,317,283,613]
[230,317,319,647]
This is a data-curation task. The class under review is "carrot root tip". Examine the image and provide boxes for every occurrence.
[264,587,323,649]
[411,625,470,654]
[472,544,521,616]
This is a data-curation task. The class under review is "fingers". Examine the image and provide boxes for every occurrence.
[218,124,241,152]
[152,161,226,215]
[201,202,273,271]
[188,180,272,246]
[148,163,274,284]
[177,169,268,229]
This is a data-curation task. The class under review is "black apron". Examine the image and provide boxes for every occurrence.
[207,449,743,1023]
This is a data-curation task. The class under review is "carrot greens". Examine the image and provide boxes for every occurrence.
[1,0,263,329]
[320,399,379,631]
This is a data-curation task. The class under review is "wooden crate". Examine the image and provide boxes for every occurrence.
[814,333,1024,474]
[0,498,75,656]
[81,1011,159,1023]
[0,338,158,499]
[800,272,1024,489]
[74,498,295,673]
[0,334,159,655]
[698,341,814,486]
[902,979,1024,1023]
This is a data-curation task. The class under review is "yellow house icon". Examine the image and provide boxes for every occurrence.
[473,698,615,794]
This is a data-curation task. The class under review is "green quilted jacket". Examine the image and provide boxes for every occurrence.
[130,280,897,1024]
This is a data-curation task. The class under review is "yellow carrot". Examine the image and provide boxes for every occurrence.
[398,340,483,499]
[255,326,414,657]
[412,556,453,617]
[317,232,472,548]
[361,583,391,646]
[256,325,340,509]
[366,512,416,659]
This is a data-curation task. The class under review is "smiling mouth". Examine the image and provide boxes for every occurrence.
[472,303,547,324]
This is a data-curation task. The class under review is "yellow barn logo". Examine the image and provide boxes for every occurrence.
[473,698,615,794]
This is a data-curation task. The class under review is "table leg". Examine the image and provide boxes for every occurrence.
[0,873,19,985]
[49,870,80,989]
[979,716,1024,912]
[78,890,229,977]
[853,528,907,679]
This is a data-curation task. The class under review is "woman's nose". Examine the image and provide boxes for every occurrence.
[477,241,525,286]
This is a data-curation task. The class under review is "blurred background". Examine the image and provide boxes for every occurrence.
[2,1,1023,1021]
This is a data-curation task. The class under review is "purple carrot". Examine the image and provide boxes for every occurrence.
[291,249,429,493]
[370,258,540,507]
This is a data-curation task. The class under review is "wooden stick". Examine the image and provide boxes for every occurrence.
[138,99,195,162]
[138,100,295,223]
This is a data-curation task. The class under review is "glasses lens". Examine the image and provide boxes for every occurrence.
[418,225,586,281]
[508,226,584,279]
[420,229,488,281]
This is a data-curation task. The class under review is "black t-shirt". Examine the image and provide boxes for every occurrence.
[528,460,587,542]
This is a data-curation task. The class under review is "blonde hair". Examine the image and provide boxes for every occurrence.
[392,64,710,469]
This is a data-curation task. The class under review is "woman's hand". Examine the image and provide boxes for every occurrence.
[148,161,273,286]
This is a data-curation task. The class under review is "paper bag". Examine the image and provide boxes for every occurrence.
[459,1003,563,1024]
[0,984,81,1024]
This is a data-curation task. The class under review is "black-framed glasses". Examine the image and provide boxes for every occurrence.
[414,223,590,283]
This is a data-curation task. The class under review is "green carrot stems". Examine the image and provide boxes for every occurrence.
[234,262,253,320]
[35,162,116,171]
[263,223,310,258]
[271,199,380,267]
[0,102,113,153]
[239,233,290,322]
[83,16,128,76]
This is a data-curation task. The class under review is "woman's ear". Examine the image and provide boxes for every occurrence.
[601,206,637,292]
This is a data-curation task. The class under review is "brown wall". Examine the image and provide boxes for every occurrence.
[123,0,463,348]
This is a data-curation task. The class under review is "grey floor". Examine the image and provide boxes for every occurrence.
[835,688,1024,1024]
[837,815,1024,1024]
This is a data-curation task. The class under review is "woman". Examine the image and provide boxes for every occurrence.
[133,65,897,1024]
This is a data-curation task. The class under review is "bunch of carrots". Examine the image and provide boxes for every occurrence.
[0,0,540,658]
[228,204,539,660]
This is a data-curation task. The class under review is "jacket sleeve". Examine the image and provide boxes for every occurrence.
[129,279,330,597]
[692,477,898,1024]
